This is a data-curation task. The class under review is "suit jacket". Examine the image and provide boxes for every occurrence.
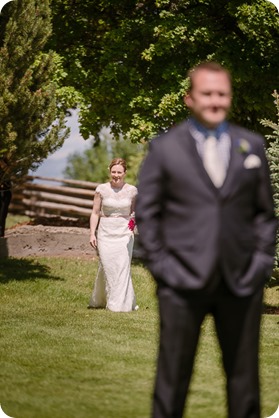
[135,120,278,296]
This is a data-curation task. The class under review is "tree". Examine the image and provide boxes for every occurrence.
[63,134,110,184]
[0,0,69,185]
[49,0,279,142]
[261,91,279,278]
[64,129,146,185]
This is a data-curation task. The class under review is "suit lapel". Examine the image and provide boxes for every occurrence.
[219,125,247,199]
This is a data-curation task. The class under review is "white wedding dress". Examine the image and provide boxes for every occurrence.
[89,182,138,312]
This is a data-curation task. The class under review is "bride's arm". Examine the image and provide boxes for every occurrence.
[90,191,101,248]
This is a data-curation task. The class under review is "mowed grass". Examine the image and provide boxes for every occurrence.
[0,256,278,418]
[5,214,31,229]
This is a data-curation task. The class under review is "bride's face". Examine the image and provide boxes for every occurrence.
[110,164,126,187]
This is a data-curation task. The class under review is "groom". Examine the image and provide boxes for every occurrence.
[135,62,277,418]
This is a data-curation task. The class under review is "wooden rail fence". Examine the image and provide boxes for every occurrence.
[9,175,99,220]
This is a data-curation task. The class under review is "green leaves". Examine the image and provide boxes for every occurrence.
[261,91,279,275]
[50,0,279,143]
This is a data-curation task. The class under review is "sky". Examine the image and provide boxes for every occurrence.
[33,109,93,179]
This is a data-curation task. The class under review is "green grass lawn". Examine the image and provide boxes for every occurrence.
[0,256,278,418]
[5,215,31,230]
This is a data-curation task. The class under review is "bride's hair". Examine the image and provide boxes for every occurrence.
[109,158,127,172]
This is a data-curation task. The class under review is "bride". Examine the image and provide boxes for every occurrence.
[88,158,138,312]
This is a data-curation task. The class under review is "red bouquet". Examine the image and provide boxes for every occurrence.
[128,217,136,231]
[128,212,138,234]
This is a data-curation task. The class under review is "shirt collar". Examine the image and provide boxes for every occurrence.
[189,118,228,140]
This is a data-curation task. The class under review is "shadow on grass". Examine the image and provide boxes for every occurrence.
[262,303,279,314]
[264,273,279,314]
[0,258,64,283]
[131,258,147,267]
[267,271,279,288]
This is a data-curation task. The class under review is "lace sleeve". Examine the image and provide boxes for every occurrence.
[132,185,138,198]
[94,190,101,202]
[93,185,103,214]
[95,184,103,199]
[127,184,138,199]
[129,185,137,214]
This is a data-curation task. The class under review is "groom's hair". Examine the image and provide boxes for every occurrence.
[187,61,231,92]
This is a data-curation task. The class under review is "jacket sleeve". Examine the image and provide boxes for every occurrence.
[241,135,278,288]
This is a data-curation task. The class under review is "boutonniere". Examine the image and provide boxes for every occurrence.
[237,138,251,154]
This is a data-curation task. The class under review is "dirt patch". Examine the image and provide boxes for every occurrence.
[1,219,143,260]
[1,224,97,259]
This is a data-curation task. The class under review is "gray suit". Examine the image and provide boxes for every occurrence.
[136,120,277,418]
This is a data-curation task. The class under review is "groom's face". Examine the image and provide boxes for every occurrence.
[184,69,232,129]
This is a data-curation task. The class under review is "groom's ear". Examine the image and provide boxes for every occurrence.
[183,94,192,109]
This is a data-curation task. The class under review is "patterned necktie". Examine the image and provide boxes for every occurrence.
[203,135,226,188]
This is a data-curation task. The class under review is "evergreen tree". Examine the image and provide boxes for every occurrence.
[261,91,279,278]
[0,0,69,184]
